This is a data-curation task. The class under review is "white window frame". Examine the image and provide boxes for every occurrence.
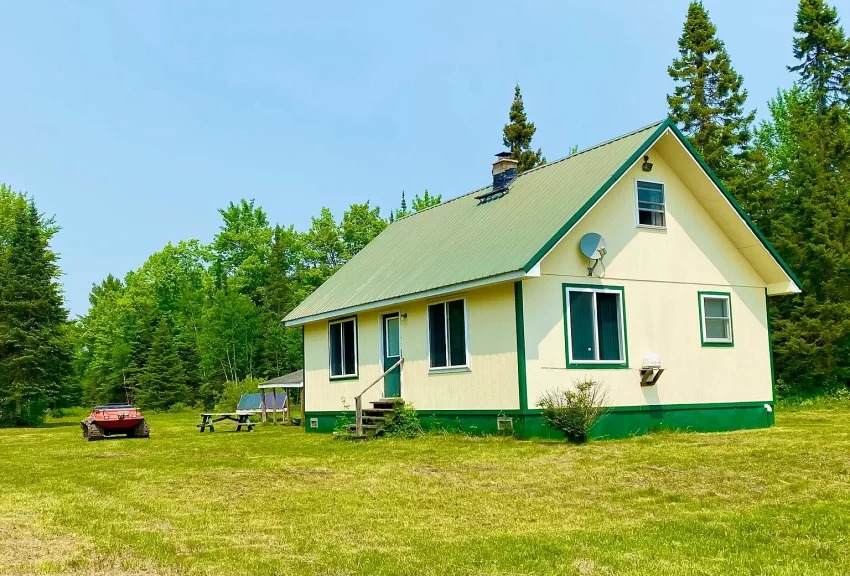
[699,293,733,345]
[426,298,470,372]
[328,316,358,379]
[635,179,667,230]
[564,286,626,365]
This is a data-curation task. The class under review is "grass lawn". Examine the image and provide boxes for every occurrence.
[0,406,848,576]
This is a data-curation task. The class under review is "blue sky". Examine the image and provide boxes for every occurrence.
[0,1,820,316]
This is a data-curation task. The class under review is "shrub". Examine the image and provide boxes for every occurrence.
[381,402,423,438]
[537,379,608,443]
[168,402,191,414]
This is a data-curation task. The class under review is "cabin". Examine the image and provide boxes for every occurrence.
[283,119,800,439]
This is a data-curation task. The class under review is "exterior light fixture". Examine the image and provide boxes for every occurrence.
[641,155,653,172]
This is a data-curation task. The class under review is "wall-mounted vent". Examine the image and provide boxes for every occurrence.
[309,418,319,429]
[496,415,514,432]
[476,152,518,204]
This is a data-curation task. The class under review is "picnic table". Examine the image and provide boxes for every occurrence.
[197,412,256,433]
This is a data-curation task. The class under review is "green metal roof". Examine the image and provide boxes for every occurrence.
[285,121,668,324]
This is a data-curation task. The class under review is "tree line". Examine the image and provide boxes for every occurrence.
[1,0,848,424]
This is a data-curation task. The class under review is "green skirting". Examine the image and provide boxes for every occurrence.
[303,402,774,440]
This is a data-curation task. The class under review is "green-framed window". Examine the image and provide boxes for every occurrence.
[636,180,666,228]
[428,299,468,369]
[329,317,358,378]
[698,292,733,347]
[563,284,628,368]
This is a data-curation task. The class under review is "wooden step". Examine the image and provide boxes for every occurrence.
[346,423,379,431]
[362,415,386,423]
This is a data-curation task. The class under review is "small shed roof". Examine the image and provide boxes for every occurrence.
[258,369,304,389]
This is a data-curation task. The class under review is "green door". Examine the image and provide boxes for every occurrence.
[383,313,401,398]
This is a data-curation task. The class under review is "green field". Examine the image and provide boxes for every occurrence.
[1,406,848,576]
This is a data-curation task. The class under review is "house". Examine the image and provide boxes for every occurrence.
[283,119,800,439]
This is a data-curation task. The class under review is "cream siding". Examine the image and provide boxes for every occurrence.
[522,144,772,408]
[304,282,519,413]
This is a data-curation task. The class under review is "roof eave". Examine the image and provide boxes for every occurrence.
[283,269,527,327]
[664,121,802,294]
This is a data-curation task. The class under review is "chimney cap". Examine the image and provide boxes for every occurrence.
[495,151,513,159]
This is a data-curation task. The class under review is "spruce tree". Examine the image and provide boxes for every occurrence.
[788,0,850,110]
[136,318,189,410]
[503,85,546,173]
[768,0,850,393]
[667,1,757,187]
[0,190,72,425]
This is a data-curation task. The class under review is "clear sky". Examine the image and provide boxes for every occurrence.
[0,0,829,316]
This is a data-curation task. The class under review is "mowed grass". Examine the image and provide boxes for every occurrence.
[0,407,849,576]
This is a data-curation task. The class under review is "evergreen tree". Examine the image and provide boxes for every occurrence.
[788,0,850,110]
[136,318,190,410]
[503,85,545,172]
[0,189,72,425]
[767,0,850,394]
[667,1,757,188]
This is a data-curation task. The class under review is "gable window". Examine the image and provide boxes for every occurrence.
[329,317,358,378]
[699,292,733,346]
[428,299,467,369]
[564,285,627,367]
[636,180,666,228]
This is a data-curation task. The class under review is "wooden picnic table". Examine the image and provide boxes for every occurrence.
[197,412,256,433]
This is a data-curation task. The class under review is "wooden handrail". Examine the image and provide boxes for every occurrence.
[354,357,403,437]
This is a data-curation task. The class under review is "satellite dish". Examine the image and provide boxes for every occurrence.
[579,233,607,260]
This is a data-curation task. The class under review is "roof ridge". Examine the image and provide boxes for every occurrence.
[517,118,667,177]
[392,119,667,222]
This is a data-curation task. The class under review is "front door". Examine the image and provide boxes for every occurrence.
[382,313,401,397]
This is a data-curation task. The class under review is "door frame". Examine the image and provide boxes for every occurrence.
[380,311,403,397]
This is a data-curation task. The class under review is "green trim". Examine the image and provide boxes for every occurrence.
[328,376,360,382]
[665,121,801,290]
[522,118,800,293]
[562,283,629,369]
[301,325,306,430]
[698,291,734,347]
[514,281,529,413]
[765,288,776,404]
[305,402,775,439]
[523,120,670,272]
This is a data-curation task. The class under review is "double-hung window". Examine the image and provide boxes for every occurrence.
[636,180,666,228]
[564,285,627,366]
[699,292,733,346]
[428,299,467,369]
[329,317,358,378]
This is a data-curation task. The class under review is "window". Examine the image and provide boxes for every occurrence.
[636,180,666,228]
[328,317,358,378]
[428,299,467,369]
[699,292,733,346]
[564,285,627,366]
[384,315,400,358]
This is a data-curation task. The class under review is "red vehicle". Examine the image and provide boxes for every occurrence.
[81,404,150,441]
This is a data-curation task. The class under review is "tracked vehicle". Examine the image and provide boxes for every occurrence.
[81,404,149,441]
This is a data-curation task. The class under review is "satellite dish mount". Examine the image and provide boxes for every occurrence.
[579,233,608,277]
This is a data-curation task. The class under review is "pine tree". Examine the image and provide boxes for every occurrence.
[136,318,189,410]
[788,0,850,110]
[503,85,546,173]
[667,2,757,187]
[0,190,72,425]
